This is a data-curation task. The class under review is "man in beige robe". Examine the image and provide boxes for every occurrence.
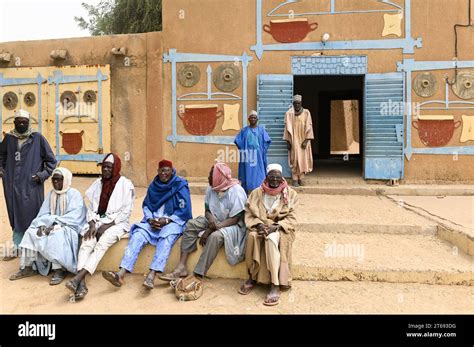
[284,94,314,187]
[238,163,298,306]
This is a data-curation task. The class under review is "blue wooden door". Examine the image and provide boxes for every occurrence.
[257,74,293,177]
[364,72,405,179]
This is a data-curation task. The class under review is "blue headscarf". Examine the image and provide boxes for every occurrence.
[143,168,192,222]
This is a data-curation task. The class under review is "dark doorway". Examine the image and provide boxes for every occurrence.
[294,75,365,177]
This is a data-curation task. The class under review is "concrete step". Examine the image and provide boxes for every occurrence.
[97,231,474,286]
[188,182,474,196]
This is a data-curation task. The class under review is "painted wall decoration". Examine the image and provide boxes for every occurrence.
[213,63,241,92]
[397,58,474,158]
[24,92,36,106]
[382,12,403,37]
[3,91,19,110]
[460,115,474,142]
[178,64,201,88]
[163,49,252,146]
[412,115,461,147]
[413,72,438,98]
[222,103,241,131]
[452,72,474,100]
[60,129,84,154]
[252,0,422,59]
[83,90,97,103]
[178,104,223,136]
[60,90,77,110]
[263,18,318,43]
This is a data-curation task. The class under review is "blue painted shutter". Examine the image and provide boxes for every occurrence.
[257,74,293,177]
[364,72,405,179]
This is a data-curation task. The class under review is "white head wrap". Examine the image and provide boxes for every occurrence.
[266,163,283,174]
[104,153,115,164]
[293,95,302,102]
[248,110,258,118]
[14,109,30,119]
[50,167,73,216]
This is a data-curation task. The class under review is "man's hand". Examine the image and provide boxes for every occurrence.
[32,174,41,184]
[301,140,309,149]
[287,141,292,150]
[208,216,218,231]
[84,221,97,241]
[256,223,266,238]
[44,226,54,236]
[266,224,279,235]
[96,222,114,240]
[148,218,162,230]
[199,229,213,247]
[36,226,46,237]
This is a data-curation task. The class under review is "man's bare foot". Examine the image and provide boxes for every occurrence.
[263,285,281,306]
[298,179,304,186]
[238,279,256,295]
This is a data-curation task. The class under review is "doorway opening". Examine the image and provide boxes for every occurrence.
[293,75,365,180]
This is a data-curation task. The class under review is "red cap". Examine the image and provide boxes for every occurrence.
[158,159,173,169]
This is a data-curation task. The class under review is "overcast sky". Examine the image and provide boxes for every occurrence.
[0,0,102,42]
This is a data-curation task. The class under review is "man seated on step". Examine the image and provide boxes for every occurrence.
[65,153,135,301]
[9,167,86,285]
[159,161,247,299]
[102,159,192,290]
[238,163,298,306]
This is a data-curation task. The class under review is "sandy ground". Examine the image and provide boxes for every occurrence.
[1,176,473,314]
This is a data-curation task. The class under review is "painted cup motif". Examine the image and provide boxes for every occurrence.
[412,116,461,147]
[178,104,223,136]
[263,18,318,43]
[60,130,84,154]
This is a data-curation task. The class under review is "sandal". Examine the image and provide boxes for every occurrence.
[263,292,281,306]
[102,271,124,287]
[50,269,67,286]
[65,279,79,293]
[9,267,38,281]
[159,271,187,282]
[74,282,88,301]
[238,280,255,295]
[143,276,154,290]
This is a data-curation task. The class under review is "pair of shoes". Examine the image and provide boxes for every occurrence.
[9,267,38,281]
[159,271,187,282]
[50,269,67,285]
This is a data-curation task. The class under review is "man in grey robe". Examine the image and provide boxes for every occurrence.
[160,162,247,295]
[0,109,57,260]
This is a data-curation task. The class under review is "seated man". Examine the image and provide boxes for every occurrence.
[9,167,86,285]
[102,159,192,290]
[65,153,135,300]
[160,162,247,298]
[238,164,298,306]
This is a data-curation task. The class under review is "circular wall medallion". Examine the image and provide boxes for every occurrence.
[83,90,97,104]
[3,91,18,110]
[60,91,77,110]
[178,64,201,88]
[413,72,438,98]
[452,72,474,100]
[24,92,36,107]
[213,63,241,92]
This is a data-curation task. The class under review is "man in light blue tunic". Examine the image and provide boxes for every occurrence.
[160,162,247,300]
[234,110,271,193]
[9,167,86,285]
[102,159,192,290]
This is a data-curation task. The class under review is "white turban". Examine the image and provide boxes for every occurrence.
[14,109,30,119]
[293,95,302,102]
[248,110,258,118]
[50,167,73,216]
[266,163,283,174]
[104,153,115,164]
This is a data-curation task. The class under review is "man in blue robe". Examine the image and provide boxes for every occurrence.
[0,109,57,260]
[234,110,271,193]
[9,168,86,285]
[102,159,192,290]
